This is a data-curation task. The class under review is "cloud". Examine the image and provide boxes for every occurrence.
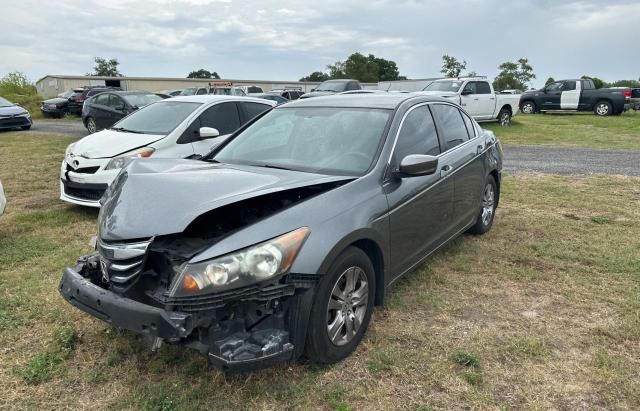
[0,0,637,86]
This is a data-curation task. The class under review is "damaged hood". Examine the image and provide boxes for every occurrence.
[71,129,166,159]
[99,159,353,241]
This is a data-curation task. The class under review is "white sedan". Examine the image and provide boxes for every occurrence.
[60,96,276,207]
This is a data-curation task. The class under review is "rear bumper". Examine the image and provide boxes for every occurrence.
[59,267,192,341]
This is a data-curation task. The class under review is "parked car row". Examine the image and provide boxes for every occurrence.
[56,91,503,372]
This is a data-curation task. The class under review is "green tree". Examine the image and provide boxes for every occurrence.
[545,77,555,86]
[581,75,606,89]
[608,79,640,88]
[492,58,536,91]
[325,52,405,82]
[88,57,122,77]
[0,72,36,95]
[440,55,467,78]
[299,71,330,82]
[187,69,220,79]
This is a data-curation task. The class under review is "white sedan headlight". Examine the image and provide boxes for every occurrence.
[104,147,155,170]
[65,143,76,156]
[169,227,310,297]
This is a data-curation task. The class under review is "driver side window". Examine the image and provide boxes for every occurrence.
[394,106,441,163]
[546,82,563,92]
[462,82,478,95]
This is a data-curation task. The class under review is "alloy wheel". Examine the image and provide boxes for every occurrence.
[499,112,511,126]
[326,266,369,346]
[522,103,534,114]
[87,118,96,133]
[596,103,609,116]
[481,183,495,226]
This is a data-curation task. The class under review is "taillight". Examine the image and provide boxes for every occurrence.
[623,89,632,99]
[74,95,84,102]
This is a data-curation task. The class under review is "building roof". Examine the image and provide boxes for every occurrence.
[36,74,326,85]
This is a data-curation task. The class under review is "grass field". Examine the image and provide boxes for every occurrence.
[485,110,640,150]
[1,129,639,410]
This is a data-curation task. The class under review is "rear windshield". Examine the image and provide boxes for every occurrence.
[123,93,163,108]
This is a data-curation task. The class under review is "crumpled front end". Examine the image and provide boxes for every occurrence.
[58,235,319,372]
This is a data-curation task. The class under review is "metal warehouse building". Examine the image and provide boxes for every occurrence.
[35,75,324,97]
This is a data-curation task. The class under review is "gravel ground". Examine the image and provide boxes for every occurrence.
[502,144,640,176]
[29,119,87,138]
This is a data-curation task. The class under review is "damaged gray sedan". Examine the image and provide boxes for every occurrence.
[59,94,503,371]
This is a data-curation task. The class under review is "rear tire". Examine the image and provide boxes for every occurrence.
[594,100,612,116]
[304,247,375,364]
[497,108,512,126]
[86,117,97,133]
[468,175,497,235]
[520,101,536,114]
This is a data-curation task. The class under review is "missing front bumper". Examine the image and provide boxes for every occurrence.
[58,261,315,371]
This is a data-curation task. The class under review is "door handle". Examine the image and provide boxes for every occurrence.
[477,144,484,154]
[473,98,479,101]
[489,97,495,100]
[440,165,452,178]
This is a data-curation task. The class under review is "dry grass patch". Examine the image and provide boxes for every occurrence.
[1,133,639,409]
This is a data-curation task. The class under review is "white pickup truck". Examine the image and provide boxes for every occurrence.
[415,77,520,125]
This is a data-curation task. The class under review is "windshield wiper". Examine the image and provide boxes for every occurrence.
[249,163,297,171]
[111,127,144,134]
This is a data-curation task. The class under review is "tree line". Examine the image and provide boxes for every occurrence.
[57,55,640,91]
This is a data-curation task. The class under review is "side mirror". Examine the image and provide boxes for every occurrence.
[199,127,220,139]
[461,89,473,96]
[397,154,439,177]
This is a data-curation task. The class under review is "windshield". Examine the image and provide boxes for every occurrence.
[423,81,464,92]
[213,107,391,176]
[123,93,163,108]
[59,90,74,98]
[0,97,12,107]
[315,81,349,92]
[111,101,201,135]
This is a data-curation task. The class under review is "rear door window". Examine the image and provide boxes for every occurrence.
[199,102,241,135]
[94,94,110,106]
[241,102,271,122]
[563,81,577,91]
[476,82,492,94]
[394,106,441,161]
[431,104,470,151]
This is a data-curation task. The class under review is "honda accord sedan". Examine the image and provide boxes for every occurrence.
[59,94,502,372]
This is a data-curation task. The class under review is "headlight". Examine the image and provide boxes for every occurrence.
[104,147,155,170]
[20,112,31,117]
[65,143,76,156]
[169,227,310,297]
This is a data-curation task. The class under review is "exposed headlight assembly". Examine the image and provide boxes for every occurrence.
[169,227,310,297]
[104,147,155,170]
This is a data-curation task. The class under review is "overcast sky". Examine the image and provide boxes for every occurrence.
[1,0,638,87]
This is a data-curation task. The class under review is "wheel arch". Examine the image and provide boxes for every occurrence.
[592,98,613,111]
[489,169,501,207]
[317,230,387,307]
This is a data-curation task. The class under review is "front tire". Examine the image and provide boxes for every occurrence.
[594,100,612,116]
[520,100,536,114]
[468,175,497,235]
[304,247,375,364]
[21,125,31,130]
[86,117,97,133]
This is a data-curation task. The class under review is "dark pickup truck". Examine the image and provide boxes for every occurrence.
[519,79,631,116]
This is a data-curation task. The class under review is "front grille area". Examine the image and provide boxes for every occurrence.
[62,180,107,201]
[66,163,100,174]
[0,116,30,128]
[97,239,152,284]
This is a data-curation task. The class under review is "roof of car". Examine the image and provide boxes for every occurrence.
[280,93,444,109]
[108,90,159,95]
[163,95,277,105]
